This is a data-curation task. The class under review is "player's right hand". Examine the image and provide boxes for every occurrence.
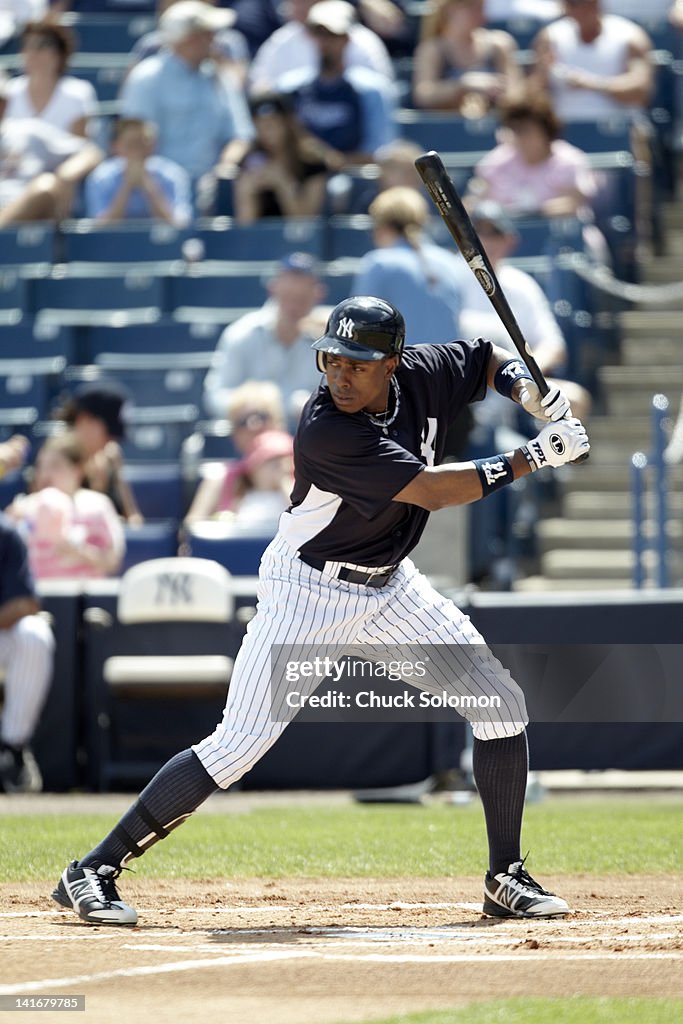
[523,418,590,471]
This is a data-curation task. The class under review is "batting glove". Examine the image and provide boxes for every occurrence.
[518,380,571,422]
[522,418,590,471]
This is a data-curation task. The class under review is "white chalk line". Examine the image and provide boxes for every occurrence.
[2,947,682,995]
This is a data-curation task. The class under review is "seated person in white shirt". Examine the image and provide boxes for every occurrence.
[84,118,192,226]
[460,202,591,432]
[5,19,98,137]
[202,252,327,427]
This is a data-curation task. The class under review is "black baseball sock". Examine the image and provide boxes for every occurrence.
[79,749,219,870]
[472,730,528,877]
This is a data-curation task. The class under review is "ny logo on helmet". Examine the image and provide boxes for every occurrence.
[337,317,355,339]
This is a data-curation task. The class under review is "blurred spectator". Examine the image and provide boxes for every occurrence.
[0,1,48,55]
[84,117,192,225]
[484,0,561,17]
[6,433,125,579]
[375,139,425,191]
[59,382,143,525]
[277,0,397,169]
[230,428,294,530]
[352,186,468,345]
[0,512,54,794]
[412,0,521,116]
[467,92,598,218]
[531,0,653,122]
[460,201,591,424]
[602,1,673,19]
[203,252,326,423]
[670,0,683,28]
[5,20,97,138]
[249,0,394,92]
[234,92,328,223]
[229,0,284,56]
[355,0,411,56]
[0,435,30,479]
[119,0,253,194]
[0,73,103,228]
[186,380,288,521]
[131,0,250,88]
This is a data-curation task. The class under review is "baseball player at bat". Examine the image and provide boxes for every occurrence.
[53,297,589,927]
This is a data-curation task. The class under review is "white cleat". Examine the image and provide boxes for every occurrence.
[483,859,570,918]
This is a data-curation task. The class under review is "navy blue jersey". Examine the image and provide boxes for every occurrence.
[280,338,492,566]
[0,513,36,605]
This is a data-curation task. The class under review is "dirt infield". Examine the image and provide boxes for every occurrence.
[2,875,682,1023]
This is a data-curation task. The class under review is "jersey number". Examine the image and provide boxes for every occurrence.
[420,418,438,467]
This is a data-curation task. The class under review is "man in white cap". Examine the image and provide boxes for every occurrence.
[119,0,253,196]
[249,0,394,91]
[277,0,397,169]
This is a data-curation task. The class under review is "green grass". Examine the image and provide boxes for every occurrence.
[338,999,681,1024]
[1,796,680,882]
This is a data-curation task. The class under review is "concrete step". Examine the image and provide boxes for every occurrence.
[513,575,634,592]
[605,389,679,418]
[641,258,683,283]
[537,517,683,553]
[586,416,650,440]
[560,463,683,490]
[619,310,683,339]
[599,366,683,389]
[540,548,638,580]
[620,337,683,366]
[563,490,683,519]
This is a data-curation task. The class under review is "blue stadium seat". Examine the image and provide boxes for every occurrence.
[0,322,75,361]
[69,0,155,12]
[0,357,66,416]
[168,272,267,314]
[120,521,179,574]
[185,523,272,575]
[323,268,356,305]
[61,223,191,263]
[122,463,185,521]
[60,12,155,53]
[562,119,633,154]
[327,216,373,259]
[0,225,55,266]
[195,420,239,462]
[198,218,325,260]
[394,111,498,154]
[32,270,165,319]
[0,407,38,444]
[93,351,212,407]
[83,321,222,360]
[0,271,28,314]
[122,404,199,461]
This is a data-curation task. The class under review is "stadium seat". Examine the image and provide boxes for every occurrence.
[82,320,222,360]
[168,271,267,314]
[393,110,498,155]
[59,12,155,53]
[0,271,29,314]
[122,462,186,521]
[0,225,55,266]
[81,556,240,790]
[192,420,239,462]
[185,521,273,575]
[60,222,191,263]
[0,322,75,361]
[198,218,325,260]
[32,269,165,324]
[323,266,356,305]
[93,351,212,407]
[0,357,66,416]
[120,520,179,573]
[327,216,373,259]
[122,404,199,461]
[0,407,38,444]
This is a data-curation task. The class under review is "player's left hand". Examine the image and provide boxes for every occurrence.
[518,381,571,422]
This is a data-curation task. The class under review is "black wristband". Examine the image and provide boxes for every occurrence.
[473,454,515,497]
[494,358,533,399]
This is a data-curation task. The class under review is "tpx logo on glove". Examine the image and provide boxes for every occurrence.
[549,433,566,456]
[529,440,547,467]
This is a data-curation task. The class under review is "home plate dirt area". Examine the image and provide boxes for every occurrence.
[1,877,682,1023]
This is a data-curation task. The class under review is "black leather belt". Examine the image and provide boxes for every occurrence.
[299,554,399,588]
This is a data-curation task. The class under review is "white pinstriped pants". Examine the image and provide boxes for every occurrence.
[0,615,55,747]
[194,534,528,789]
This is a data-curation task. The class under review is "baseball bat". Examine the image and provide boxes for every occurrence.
[414,150,588,463]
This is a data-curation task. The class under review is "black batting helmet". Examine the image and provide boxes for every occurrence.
[312,296,405,372]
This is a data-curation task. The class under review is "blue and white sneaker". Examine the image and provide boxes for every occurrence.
[52,861,137,926]
[483,859,570,918]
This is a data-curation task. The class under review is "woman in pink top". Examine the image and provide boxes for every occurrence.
[7,433,125,580]
[468,92,597,217]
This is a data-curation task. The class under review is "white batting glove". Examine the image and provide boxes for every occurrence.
[523,418,590,470]
[518,380,571,422]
